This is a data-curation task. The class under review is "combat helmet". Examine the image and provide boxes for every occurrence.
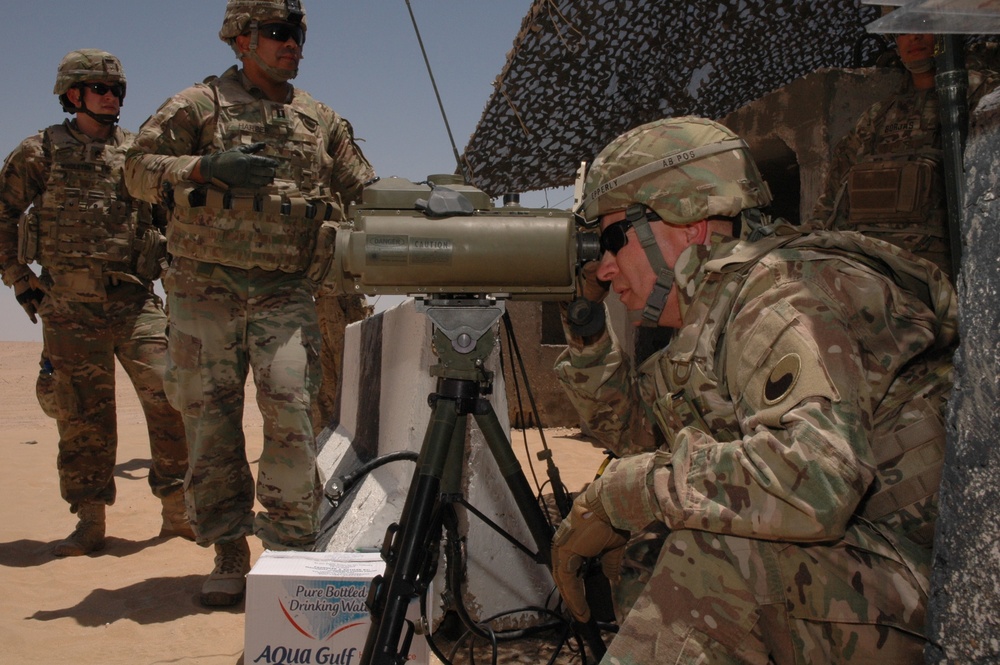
[54,49,126,123]
[581,116,771,226]
[579,116,772,325]
[220,0,307,81]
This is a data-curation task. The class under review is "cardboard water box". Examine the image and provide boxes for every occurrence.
[245,550,428,665]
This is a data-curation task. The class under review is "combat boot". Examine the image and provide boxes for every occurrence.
[53,502,106,557]
[200,536,251,607]
[158,491,195,540]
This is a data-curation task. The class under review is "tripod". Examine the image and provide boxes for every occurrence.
[359,298,607,665]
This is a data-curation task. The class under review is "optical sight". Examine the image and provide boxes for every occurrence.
[329,176,599,300]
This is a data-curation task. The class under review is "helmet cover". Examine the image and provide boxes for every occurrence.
[54,49,126,112]
[582,116,771,226]
[219,0,307,43]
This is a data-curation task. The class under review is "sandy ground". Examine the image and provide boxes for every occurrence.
[0,341,607,665]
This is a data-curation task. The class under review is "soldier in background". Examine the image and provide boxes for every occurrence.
[551,117,955,662]
[811,27,999,279]
[0,49,191,557]
[124,0,374,607]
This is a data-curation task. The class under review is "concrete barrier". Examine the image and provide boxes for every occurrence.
[316,298,556,629]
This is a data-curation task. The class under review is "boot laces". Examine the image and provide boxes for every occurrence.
[216,542,248,575]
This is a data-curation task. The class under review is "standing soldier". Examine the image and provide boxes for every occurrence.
[124,0,375,607]
[0,49,192,556]
[811,25,999,279]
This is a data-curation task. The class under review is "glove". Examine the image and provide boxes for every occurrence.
[565,261,610,338]
[13,273,46,323]
[199,142,279,189]
[579,260,610,304]
[551,480,629,623]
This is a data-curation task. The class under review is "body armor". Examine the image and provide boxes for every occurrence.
[167,71,338,272]
[649,233,950,547]
[19,124,144,300]
[838,89,950,273]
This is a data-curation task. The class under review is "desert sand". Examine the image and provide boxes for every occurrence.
[0,341,606,665]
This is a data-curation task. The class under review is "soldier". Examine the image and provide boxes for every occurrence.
[124,0,375,607]
[0,49,191,556]
[811,26,999,279]
[550,117,955,662]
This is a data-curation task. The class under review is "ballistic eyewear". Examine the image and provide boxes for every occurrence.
[599,206,660,256]
[83,82,125,99]
[259,22,306,46]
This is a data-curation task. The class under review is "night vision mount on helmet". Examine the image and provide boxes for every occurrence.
[54,49,126,125]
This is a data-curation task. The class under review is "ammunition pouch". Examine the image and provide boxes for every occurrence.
[17,208,40,264]
[846,157,941,231]
[134,229,168,281]
[172,183,340,221]
[305,219,342,288]
[168,183,340,273]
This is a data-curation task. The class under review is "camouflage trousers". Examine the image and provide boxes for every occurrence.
[604,522,929,664]
[36,283,188,512]
[163,258,322,550]
[311,288,371,432]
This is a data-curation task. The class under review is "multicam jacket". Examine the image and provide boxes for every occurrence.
[556,230,956,547]
[124,65,374,273]
[811,71,999,276]
[0,120,155,300]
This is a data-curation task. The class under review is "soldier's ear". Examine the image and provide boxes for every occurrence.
[234,33,251,56]
[65,87,82,109]
[684,220,709,245]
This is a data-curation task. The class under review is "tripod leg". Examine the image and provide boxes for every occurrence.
[361,396,463,665]
[473,401,554,563]
[474,400,609,660]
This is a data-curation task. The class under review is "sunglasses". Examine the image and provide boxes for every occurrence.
[258,22,306,46]
[599,206,660,256]
[600,219,633,256]
[83,82,125,99]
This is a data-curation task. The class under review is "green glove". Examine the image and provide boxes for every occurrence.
[551,480,629,623]
[199,142,279,189]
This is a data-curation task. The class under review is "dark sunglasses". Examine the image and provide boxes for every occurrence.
[258,22,306,46]
[600,218,633,256]
[82,82,125,99]
[599,206,660,256]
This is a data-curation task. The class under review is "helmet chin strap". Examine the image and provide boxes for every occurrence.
[75,93,119,126]
[247,21,300,82]
[624,204,674,327]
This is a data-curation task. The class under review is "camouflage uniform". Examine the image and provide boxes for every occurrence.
[0,121,187,515]
[556,229,955,663]
[811,70,999,278]
[553,117,955,663]
[123,65,373,551]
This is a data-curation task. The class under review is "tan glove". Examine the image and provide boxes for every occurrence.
[551,480,628,623]
[578,260,609,304]
[13,272,46,323]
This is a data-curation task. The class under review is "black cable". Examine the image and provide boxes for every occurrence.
[501,310,573,518]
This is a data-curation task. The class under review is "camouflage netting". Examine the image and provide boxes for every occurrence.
[462,0,885,198]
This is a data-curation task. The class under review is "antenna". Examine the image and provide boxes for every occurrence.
[404,0,469,183]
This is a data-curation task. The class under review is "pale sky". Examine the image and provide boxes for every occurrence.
[0,1,572,342]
